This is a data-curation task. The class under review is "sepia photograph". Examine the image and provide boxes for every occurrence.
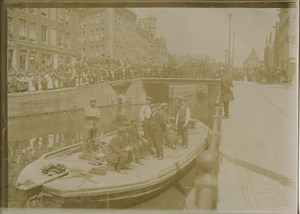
[1,1,299,213]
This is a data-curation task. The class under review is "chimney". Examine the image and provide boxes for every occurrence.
[269,32,272,45]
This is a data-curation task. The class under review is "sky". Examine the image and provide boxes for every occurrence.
[133,8,278,67]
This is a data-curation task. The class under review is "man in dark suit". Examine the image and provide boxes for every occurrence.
[220,68,234,119]
[150,103,168,160]
[106,128,131,174]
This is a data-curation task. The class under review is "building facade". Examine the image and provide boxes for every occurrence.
[243,49,262,72]
[264,32,275,70]
[275,8,298,75]
[78,8,170,65]
[7,8,79,70]
[264,8,298,79]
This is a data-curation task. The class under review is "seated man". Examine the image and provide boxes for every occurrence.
[127,119,148,164]
[164,123,182,150]
[106,128,131,174]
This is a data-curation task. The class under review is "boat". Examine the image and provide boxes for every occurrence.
[15,118,209,208]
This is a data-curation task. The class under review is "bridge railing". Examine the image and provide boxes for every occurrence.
[194,86,222,210]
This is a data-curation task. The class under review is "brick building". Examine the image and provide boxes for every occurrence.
[7,8,79,70]
[78,8,170,65]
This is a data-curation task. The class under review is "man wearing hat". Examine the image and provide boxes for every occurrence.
[83,97,101,157]
[127,119,145,164]
[140,96,155,154]
[176,97,191,148]
[106,127,131,174]
[150,103,168,160]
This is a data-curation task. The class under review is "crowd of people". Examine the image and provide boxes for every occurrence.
[8,59,220,94]
[246,66,292,85]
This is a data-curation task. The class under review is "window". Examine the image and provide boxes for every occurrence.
[82,16,86,28]
[19,19,26,40]
[82,48,86,57]
[50,8,56,21]
[90,30,94,42]
[28,8,37,15]
[65,33,70,49]
[20,50,26,69]
[41,25,48,44]
[57,30,63,47]
[101,33,105,41]
[65,9,70,25]
[57,8,63,23]
[90,46,94,57]
[41,8,48,17]
[8,17,13,38]
[95,14,100,24]
[42,53,51,65]
[82,31,86,43]
[96,46,100,57]
[29,52,37,69]
[50,28,56,46]
[29,22,37,43]
[95,29,99,41]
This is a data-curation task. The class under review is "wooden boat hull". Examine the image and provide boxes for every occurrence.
[42,160,196,208]
[16,119,209,208]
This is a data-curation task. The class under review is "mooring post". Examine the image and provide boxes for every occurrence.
[195,151,218,209]
[194,87,222,210]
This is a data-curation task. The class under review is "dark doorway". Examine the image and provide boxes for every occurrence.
[143,83,169,103]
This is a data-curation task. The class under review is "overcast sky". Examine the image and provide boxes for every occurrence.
[133,8,278,67]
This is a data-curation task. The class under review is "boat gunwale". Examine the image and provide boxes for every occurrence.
[17,118,206,196]
[43,138,205,198]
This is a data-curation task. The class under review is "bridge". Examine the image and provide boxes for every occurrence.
[186,81,297,213]
[8,78,221,118]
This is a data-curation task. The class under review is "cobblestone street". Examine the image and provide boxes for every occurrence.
[218,82,297,213]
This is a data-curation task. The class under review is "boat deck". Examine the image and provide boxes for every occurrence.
[16,121,209,199]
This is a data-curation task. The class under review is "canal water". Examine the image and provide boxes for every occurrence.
[7,94,214,209]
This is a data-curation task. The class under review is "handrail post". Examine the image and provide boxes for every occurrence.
[194,86,222,210]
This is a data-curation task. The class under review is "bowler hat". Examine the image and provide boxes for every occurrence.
[89,97,96,101]
[145,96,153,100]
[179,97,186,101]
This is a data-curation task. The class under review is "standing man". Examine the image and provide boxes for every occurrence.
[140,96,152,140]
[140,96,155,154]
[176,97,191,148]
[150,103,168,160]
[83,97,101,157]
[220,69,234,119]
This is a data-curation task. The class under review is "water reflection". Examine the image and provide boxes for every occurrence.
[8,95,211,208]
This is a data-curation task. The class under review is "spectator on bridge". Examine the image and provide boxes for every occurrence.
[220,68,234,119]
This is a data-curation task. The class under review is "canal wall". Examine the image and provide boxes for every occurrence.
[8,79,146,118]
[169,84,198,98]
[8,79,217,118]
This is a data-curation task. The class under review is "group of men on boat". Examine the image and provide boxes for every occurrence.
[82,96,191,174]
